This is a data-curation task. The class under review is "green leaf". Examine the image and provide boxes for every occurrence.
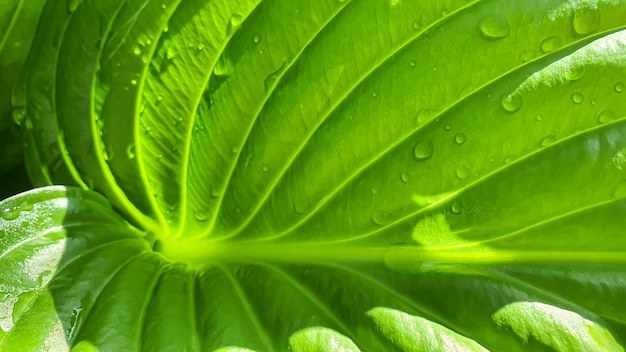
[368,307,488,352]
[0,0,46,176]
[5,0,626,350]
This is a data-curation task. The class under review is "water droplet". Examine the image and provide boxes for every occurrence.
[67,307,83,340]
[479,15,511,40]
[372,211,393,226]
[400,172,410,183]
[68,0,81,13]
[1,202,33,221]
[370,187,379,195]
[501,93,522,113]
[455,165,470,179]
[213,58,231,77]
[454,133,467,145]
[37,270,52,286]
[540,135,556,147]
[413,140,434,160]
[571,91,584,104]
[0,292,9,302]
[390,0,400,7]
[126,144,135,159]
[409,60,416,67]
[451,201,462,214]
[572,7,601,36]
[372,92,378,98]
[540,36,561,53]
[253,35,261,44]
[615,82,625,93]
[133,46,142,56]
[293,201,310,215]
[412,21,420,30]
[597,109,616,124]
[564,66,585,81]
[131,79,138,86]
[166,46,177,59]
[226,14,244,36]
[503,155,515,164]
[444,124,452,131]
[415,108,432,124]
[519,50,533,62]
[261,165,269,172]
[193,210,209,222]
[535,114,543,122]
[156,95,164,105]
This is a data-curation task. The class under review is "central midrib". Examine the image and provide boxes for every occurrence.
[158,239,626,267]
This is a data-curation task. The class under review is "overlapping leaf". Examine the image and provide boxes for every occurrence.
[0,0,46,178]
[3,0,626,350]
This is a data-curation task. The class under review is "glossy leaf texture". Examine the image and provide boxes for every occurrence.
[5,0,626,350]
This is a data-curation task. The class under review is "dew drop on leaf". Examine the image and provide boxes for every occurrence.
[571,91,584,104]
[597,109,616,124]
[37,270,52,286]
[126,144,136,159]
[68,0,82,13]
[193,210,209,222]
[226,14,244,36]
[455,165,470,179]
[1,202,33,221]
[451,201,462,214]
[540,135,556,147]
[67,307,83,341]
[503,155,515,164]
[400,172,410,183]
[0,292,8,303]
[454,133,467,145]
[519,50,533,62]
[501,93,522,113]
[564,66,585,81]
[372,91,378,98]
[478,14,511,40]
[615,82,625,93]
[213,58,231,77]
[415,108,432,124]
[372,211,393,226]
[413,140,434,161]
[540,36,561,53]
[133,46,142,56]
[409,60,416,67]
[293,201,310,215]
[572,7,601,36]
[253,35,261,43]
[444,124,452,131]
[535,114,543,122]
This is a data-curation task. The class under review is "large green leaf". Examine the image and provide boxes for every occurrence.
[4,0,626,350]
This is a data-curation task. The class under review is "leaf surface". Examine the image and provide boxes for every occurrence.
[5,0,626,351]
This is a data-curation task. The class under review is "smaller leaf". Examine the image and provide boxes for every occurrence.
[367,307,488,352]
[288,327,360,352]
[492,301,623,351]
